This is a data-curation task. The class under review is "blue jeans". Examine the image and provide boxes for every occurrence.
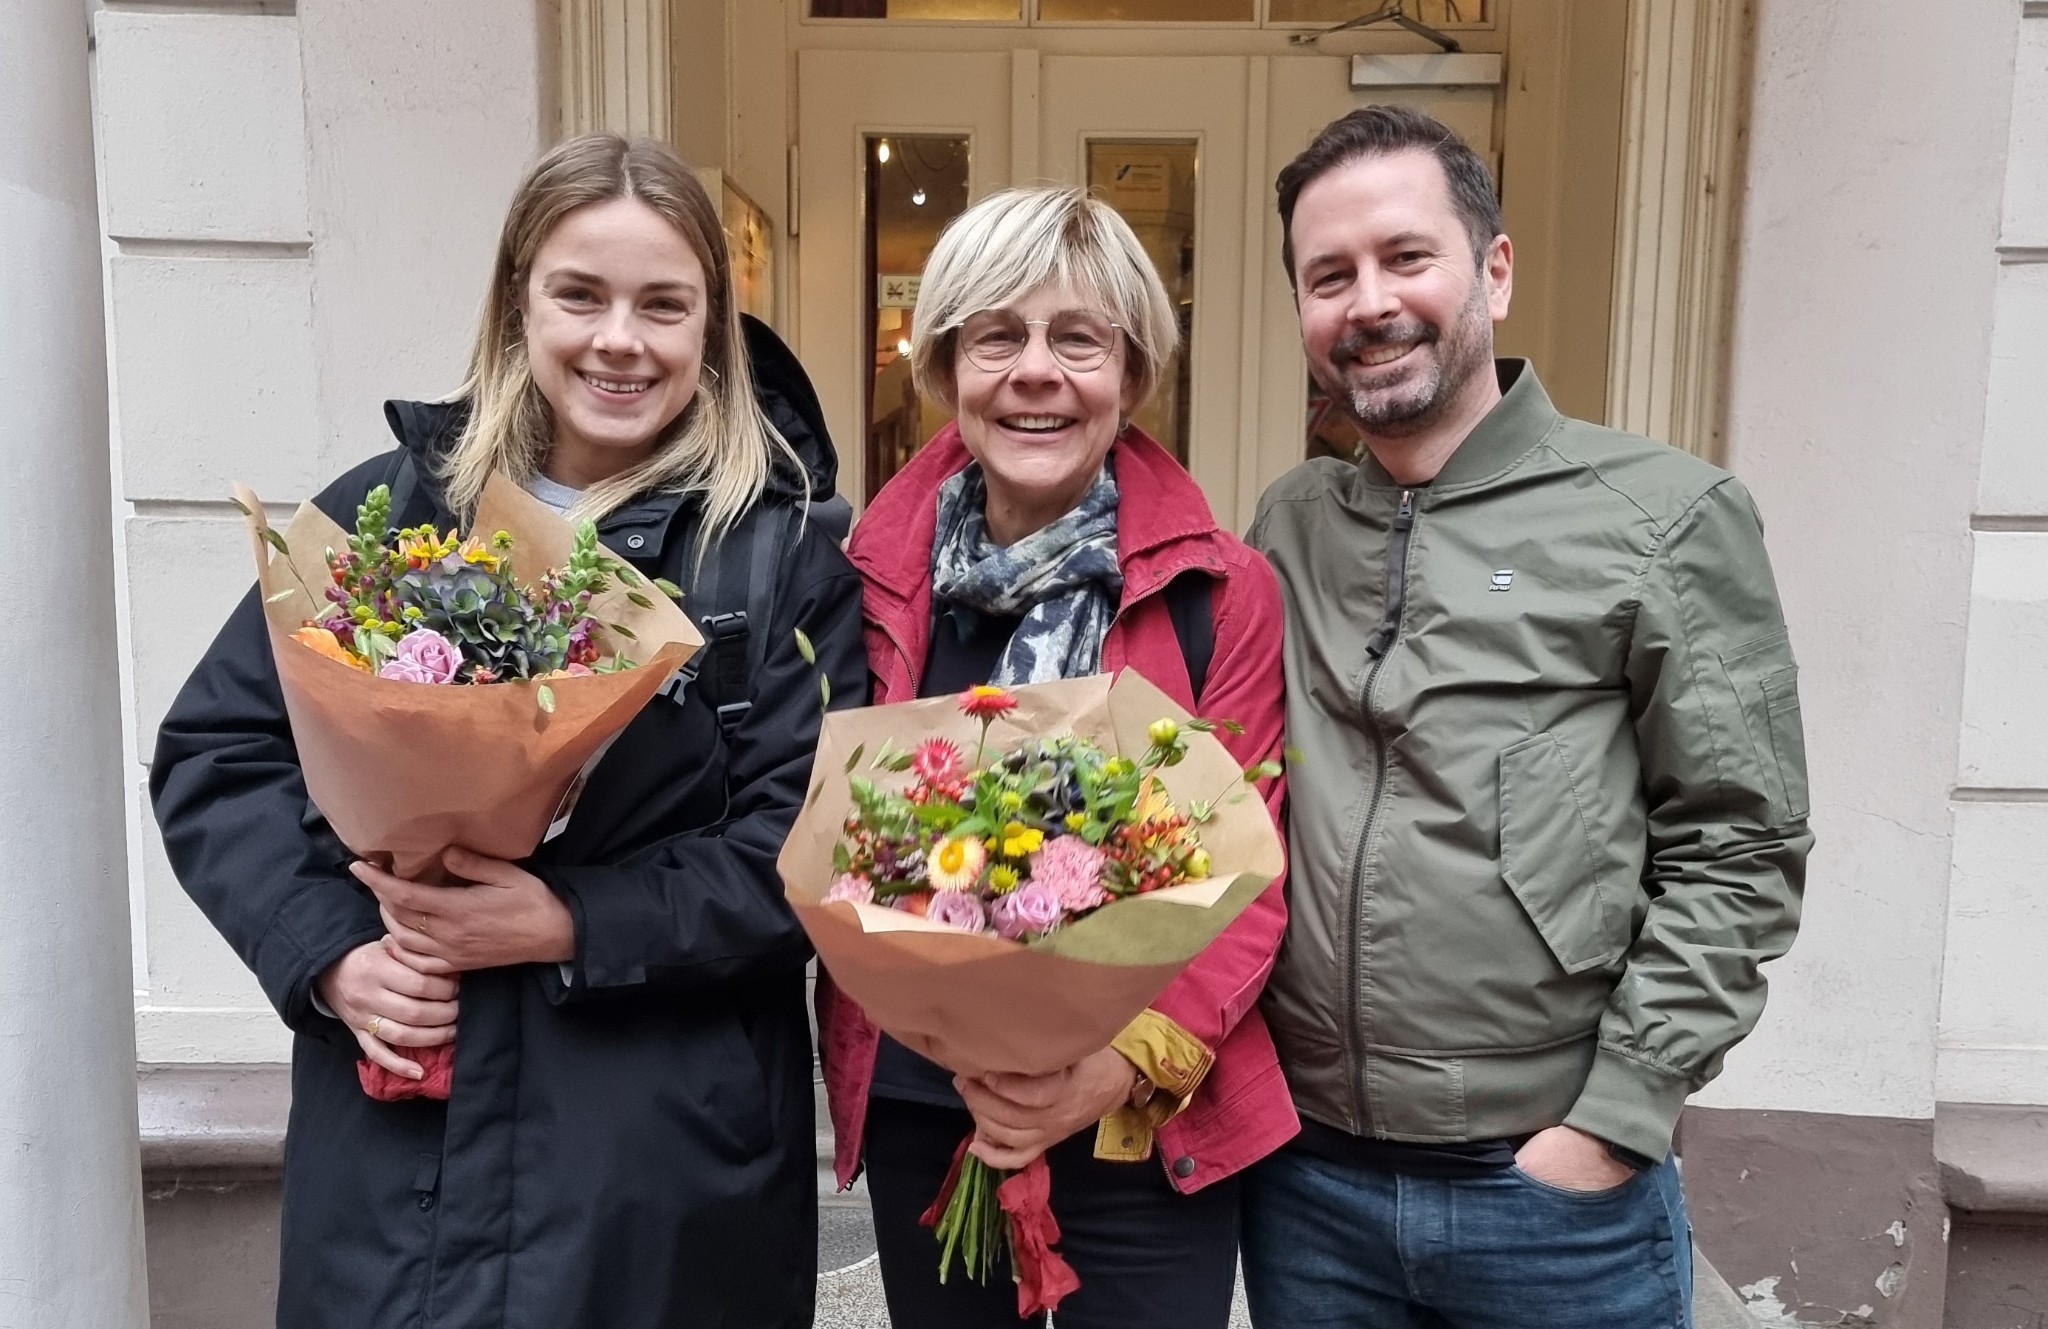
[1241,1141,1694,1329]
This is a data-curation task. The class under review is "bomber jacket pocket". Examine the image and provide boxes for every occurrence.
[1498,732,1624,975]
[1721,631,1810,823]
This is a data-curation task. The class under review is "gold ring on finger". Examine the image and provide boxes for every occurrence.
[365,1015,383,1039]
[414,914,432,936]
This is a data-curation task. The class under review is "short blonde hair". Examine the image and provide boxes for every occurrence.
[909,186,1181,413]
[443,134,799,552]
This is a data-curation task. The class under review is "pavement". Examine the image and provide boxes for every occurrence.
[810,1086,1760,1328]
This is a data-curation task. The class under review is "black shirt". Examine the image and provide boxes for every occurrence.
[867,603,1025,1108]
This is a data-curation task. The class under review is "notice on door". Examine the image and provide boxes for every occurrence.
[1097,150,1172,209]
[877,274,922,309]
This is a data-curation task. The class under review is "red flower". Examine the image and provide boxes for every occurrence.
[959,685,1017,720]
[911,738,968,791]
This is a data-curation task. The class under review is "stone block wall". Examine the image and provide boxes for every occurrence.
[91,0,547,1067]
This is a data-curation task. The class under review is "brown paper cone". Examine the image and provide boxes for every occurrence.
[236,476,703,881]
[779,672,1284,1078]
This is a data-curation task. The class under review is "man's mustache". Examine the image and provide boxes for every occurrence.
[1332,322,1438,363]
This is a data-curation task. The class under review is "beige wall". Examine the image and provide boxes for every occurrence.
[96,2,548,1063]
[1699,0,2030,1121]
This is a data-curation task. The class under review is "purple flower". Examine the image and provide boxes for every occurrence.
[824,873,874,906]
[378,627,462,685]
[991,882,1064,940]
[925,889,989,934]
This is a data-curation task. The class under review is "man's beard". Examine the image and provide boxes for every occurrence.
[1320,279,1493,439]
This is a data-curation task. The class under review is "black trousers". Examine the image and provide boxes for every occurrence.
[863,1096,1240,1328]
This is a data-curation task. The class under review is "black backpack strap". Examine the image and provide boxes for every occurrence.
[1164,571,1216,705]
[694,502,797,738]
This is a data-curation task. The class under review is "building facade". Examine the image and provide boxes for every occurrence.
[2,0,2043,1325]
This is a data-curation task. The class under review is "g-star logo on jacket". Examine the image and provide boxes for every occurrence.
[1248,360,1810,1164]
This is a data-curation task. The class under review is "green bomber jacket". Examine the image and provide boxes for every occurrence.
[1247,360,1811,1162]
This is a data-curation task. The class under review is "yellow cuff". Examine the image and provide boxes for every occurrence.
[1093,1009,1215,1162]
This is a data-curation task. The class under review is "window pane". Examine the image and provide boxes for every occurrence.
[864,136,972,503]
[1086,139,1197,465]
[1039,0,1251,21]
[809,0,1021,19]
[1269,0,1486,23]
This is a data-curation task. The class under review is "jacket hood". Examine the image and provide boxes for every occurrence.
[379,314,839,503]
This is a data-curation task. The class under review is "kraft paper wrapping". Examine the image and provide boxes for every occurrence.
[237,474,703,884]
[779,671,1285,1079]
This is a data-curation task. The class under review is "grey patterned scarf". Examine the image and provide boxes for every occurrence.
[929,462,1123,685]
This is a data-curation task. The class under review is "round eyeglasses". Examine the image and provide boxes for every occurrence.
[955,309,1125,374]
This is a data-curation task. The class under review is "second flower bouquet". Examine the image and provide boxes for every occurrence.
[778,671,1285,1315]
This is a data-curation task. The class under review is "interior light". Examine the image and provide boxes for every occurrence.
[877,140,891,163]
[896,339,913,357]
[912,187,927,206]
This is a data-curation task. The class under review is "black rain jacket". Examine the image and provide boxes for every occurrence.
[151,318,868,1329]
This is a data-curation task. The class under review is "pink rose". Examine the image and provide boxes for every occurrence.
[990,882,1063,941]
[925,889,989,934]
[378,628,461,685]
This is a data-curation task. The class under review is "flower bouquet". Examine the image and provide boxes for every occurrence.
[778,672,1285,1315]
[235,473,702,1100]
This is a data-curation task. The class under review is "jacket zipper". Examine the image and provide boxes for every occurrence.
[1344,487,1415,1130]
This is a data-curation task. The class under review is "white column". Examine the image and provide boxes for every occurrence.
[0,0,150,1324]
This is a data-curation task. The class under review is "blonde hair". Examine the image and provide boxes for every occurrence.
[909,186,1181,414]
[443,134,799,548]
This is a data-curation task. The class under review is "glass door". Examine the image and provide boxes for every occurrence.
[795,48,1014,504]
[1038,55,1254,518]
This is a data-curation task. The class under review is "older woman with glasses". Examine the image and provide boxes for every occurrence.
[816,186,1297,1328]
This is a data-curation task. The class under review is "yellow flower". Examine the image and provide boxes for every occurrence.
[459,539,502,572]
[1064,812,1088,834]
[1001,821,1044,859]
[1135,783,1174,825]
[1185,849,1212,879]
[1147,718,1181,748]
[398,528,459,569]
[929,835,987,892]
[988,865,1020,895]
[999,790,1025,813]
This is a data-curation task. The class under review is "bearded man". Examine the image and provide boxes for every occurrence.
[1243,104,1812,1329]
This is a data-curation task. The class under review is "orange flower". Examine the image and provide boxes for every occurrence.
[959,685,1017,720]
[291,625,370,672]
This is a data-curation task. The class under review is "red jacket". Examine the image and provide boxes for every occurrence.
[817,422,1299,1194]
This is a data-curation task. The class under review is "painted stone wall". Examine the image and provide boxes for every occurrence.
[1944,5,2048,1111]
[1691,2,2042,1325]
[93,1,546,1065]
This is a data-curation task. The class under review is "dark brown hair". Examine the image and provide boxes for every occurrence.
[1275,104,1502,284]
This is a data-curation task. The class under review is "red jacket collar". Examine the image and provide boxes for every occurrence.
[848,421,1226,608]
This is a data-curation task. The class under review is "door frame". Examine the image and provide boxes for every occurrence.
[560,0,1752,470]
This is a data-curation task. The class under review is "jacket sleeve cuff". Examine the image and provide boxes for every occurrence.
[1563,1046,1691,1163]
[1094,1008,1215,1162]
[257,885,384,1042]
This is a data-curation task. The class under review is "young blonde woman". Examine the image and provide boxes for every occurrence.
[152,135,864,1329]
